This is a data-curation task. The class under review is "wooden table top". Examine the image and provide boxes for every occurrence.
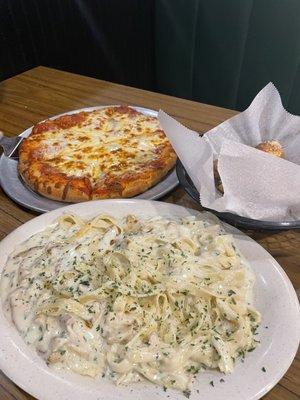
[0,67,299,400]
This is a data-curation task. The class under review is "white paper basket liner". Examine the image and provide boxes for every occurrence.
[158,83,300,221]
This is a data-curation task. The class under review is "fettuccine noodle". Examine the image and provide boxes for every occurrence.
[0,212,260,395]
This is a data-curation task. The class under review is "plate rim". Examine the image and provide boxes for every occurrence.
[0,105,178,213]
[0,199,299,400]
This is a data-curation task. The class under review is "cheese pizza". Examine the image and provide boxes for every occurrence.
[18,106,177,202]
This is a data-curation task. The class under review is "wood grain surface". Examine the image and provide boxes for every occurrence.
[0,67,299,400]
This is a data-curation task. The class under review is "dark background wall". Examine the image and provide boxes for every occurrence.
[1,0,300,114]
[0,0,155,89]
[155,0,300,114]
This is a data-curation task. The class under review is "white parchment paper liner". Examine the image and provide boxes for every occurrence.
[159,83,300,221]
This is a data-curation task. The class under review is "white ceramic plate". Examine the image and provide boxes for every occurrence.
[0,200,299,400]
[0,106,178,213]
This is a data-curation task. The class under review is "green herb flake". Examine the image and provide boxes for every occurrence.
[183,389,191,398]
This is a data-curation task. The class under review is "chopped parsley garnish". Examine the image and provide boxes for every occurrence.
[80,279,90,286]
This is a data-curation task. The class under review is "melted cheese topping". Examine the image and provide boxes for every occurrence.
[29,108,170,181]
[0,213,261,395]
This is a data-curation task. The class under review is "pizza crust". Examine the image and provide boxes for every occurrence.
[20,161,176,202]
[18,106,177,202]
